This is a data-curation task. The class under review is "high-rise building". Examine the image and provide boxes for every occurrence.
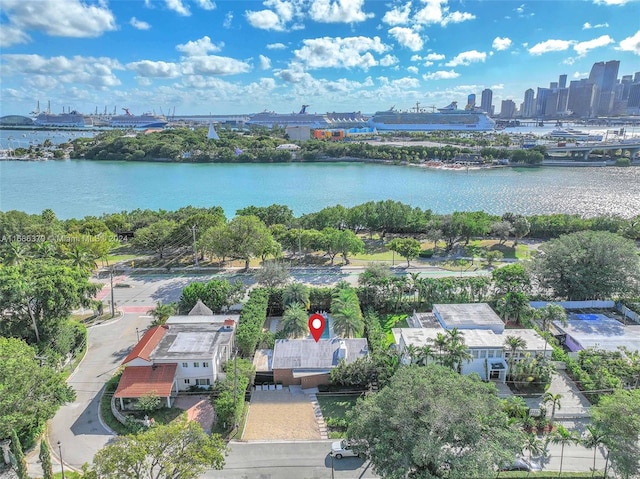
[559,74,567,89]
[466,93,476,110]
[500,100,516,119]
[480,88,493,114]
[634,72,640,83]
[550,82,559,89]
[589,60,620,115]
[522,89,535,118]
[567,79,597,117]
[536,87,551,117]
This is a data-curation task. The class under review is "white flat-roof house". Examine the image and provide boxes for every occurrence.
[554,313,640,353]
[395,303,550,383]
[114,301,238,409]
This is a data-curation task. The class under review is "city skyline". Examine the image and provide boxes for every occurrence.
[0,0,639,116]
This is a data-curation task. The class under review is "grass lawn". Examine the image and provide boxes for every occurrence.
[467,239,532,260]
[317,394,360,437]
[380,314,409,344]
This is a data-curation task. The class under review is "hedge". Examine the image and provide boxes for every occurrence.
[236,288,269,357]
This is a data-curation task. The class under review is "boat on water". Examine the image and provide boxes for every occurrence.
[246,105,367,128]
[368,102,496,132]
[33,111,93,128]
[109,108,168,129]
[547,128,603,141]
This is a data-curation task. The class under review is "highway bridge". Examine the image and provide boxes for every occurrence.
[546,140,640,160]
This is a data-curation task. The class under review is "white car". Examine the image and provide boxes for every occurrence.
[330,440,363,459]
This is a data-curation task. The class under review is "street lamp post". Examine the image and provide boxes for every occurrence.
[136,327,140,342]
[57,441,65,479]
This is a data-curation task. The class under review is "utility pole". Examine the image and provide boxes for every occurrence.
[191,225,199,267]
[57,441,65,479]
[110,267,115,318]
[233,349,238,430]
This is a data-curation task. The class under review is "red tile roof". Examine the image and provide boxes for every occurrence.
[114,364,177,399]
[122,325,168,364]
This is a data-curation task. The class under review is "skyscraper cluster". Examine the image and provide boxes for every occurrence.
[477,60,640,119]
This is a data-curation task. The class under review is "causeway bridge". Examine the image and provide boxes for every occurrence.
[546,140,640,160]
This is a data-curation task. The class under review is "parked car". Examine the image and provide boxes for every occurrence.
[330,440,365,459]
[500,457,542,472]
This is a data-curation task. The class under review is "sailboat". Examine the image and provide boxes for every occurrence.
[207,120,219,140]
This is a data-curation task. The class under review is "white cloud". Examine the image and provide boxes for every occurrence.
[445,50,486,67]
[573,71,589,78]
[407,65,419,74]
[0,0,116,40]
[414,0,475,27]
[176,36,223,56]
[425,52,445,61]
[382,2,412,25]
[130,17,151,30]
[308,0,373,23]
[165,0,190,16]
[259,54,272,70]
[423,70,459,80]
[573,35,615,56]
[380,54,398,66]
[491,84,505,90]
[2,54,123,87]
[182,56,252,75]
[245,0,301,31]
[0,23,31,48]
[224,12,233,28]
[423,61,433,67]
[410,54,422,61]
[618,30,640,55]
[593,0,631,4]
[127,60,181,78]
[583,21,609,29]
[194,0,216,10]
[528,39,573,55]
[492,37,512,51]
[267,43,287,49]
[391,77,420,88]
[388,27,424,51]
[246,9,285,30]
[294,36,389,70]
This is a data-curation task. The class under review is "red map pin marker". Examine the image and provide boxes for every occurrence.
[308,313,326,342]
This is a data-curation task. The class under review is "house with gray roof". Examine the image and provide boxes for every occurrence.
[271,338,368,388]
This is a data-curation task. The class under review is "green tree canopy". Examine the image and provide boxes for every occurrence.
[91,416,226,479]
[531,230,640,300]
[132,219,181,259]
[347,365,524,479]
[0,338,75,445]
[591,388,640,479]
[178,278,245,314]
[386,237,422,267]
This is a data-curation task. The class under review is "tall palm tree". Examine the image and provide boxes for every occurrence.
[504,335,527,382]
[582,424,608,478]
[447,340,473,374]
[430,332,450,366]
[550,425,581,477]
[66,245,98,272]
[33,241,56,259]
[282,282,310,309]
[4,240,29,265]
[147,302,177,326]
[404,344,418,365]
[535,304,567,354]
[281,303,309,338]
[417,344,433,366]
[330,287,364,338]
[542,392,562,426]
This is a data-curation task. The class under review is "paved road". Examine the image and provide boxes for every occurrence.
[200,441,608,479]
[201,441,378,479]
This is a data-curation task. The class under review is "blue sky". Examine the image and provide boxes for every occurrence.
[1,0,639,116]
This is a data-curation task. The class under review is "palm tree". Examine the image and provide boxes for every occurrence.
[282,282,310,309]
[535,304,567,354]
[4,240,29,265]
[330,287,364,338]
[504,335,527,382]
[447,340,473,374]
[417,344,433,366]
[430,332,450,366]
[582,424,608,478]
[404,344,418,365]
[33,240,56,259]
[524,431,545,463]
[147,302,177,326]
[281,303,309,338]
[66,245,98,271]
[550,425,581,477]
[542,392,562,426]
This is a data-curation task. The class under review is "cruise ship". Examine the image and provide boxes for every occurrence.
[109,108,168,129]
[547,128,603,141]
[368,102,495,132]
[246,105,367,128]
[33,111,93,128]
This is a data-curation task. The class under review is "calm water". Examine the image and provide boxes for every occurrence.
[1,159,639,219]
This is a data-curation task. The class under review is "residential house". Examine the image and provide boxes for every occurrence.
[114,300,238,409]
[269,338,368,388]
[395,303,550,383]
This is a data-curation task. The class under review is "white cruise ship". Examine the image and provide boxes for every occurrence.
[109,108,168,129]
